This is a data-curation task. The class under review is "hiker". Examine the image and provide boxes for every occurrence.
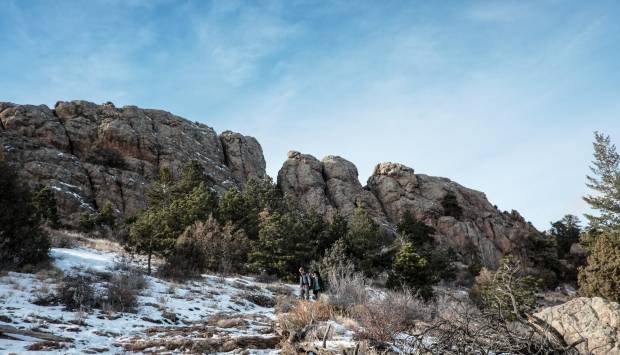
[299,267,311,300]
[311,271,323,300]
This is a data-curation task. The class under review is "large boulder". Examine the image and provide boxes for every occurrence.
[535,297,620,354]
[0,100,266,226]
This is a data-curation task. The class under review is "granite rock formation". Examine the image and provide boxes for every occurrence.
[276,153,539,268]
[0,100,266,226]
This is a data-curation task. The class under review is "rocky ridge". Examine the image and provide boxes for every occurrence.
[277,151,539,268]
[0,101,266,226]
[1,100,539,268]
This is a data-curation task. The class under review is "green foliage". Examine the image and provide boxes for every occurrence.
[98,201,116,228]
[128,161,218,274]
[474,256,540,321]
[85,145,127,169]
[397,211,435,247]
[578,231,620,302]
[176,160,207,195]
[343,208,388,276]
[219,177,282,240]
[441,191,463,220]
[32,185,60,227]
[0,157,50,270]
[386,242,434,300]
[248,210,313,279]
[79,212,98,232]
[583,132,620,232]
[79,202,117,232]
[549,214,581,258]
[388,212,455,297]
[524,232,561,288]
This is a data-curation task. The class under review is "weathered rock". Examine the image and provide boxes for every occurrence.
[535,297,620,354]
[0,100,266,227]
[220,130,266,185]
[368,164,538,268]
[277,151,334,218]
[322,155,387,223]
[277,155,539,268]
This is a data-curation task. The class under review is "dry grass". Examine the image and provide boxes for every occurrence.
[278,299,332,337]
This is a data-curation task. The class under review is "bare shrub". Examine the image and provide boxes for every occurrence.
[324,261,369,311]
[47,229,77,249]
[103,271,146,313]
[350,290,423,344]
[406,293,581,354]
[242,291,276,308]
[278,300,332,339]
[58,274,98,311]
[163,217,249,278]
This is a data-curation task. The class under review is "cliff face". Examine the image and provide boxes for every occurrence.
[277,152,539,268]
[0,101,266,226]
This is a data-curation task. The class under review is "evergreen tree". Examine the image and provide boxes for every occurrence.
[386,242,434,300]
[578,231,620,302]
[176,160,207,195]
[583,132,620,231]
[0,155,50,270]
[219,177,281,240]
[32,185,60,227]
[441,191,463,220]
[128,209,171,274]
[98,201,116,228]
[344,208,387,275]
[549,215,581,258]
[397,211,435,247]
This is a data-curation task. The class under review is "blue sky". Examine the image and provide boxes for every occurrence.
[1,0,619,230]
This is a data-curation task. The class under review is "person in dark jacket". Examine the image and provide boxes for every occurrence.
[298,267,311,300]
[311,271,323,300]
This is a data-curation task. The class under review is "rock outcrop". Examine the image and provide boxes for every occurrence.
[535,297,620,354]
[0,100,266,226]
[276,154,538,268]
[277,151,335,218]
[220,131,266,185]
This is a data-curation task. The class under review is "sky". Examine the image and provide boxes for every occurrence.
[1,0,619,230]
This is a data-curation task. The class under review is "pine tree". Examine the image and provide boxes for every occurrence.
[0,155,50,270]
[397,211,435,247]
[32,185,60,227]
[578,231,620,302]
[441,190,463,220]
[344,208,387,275]
[98,201,116,228]
[583,132,620,231]
[386,242,432,299]
[549,214,581,258]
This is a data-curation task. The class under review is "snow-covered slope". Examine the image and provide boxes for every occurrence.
[0,247,290,354]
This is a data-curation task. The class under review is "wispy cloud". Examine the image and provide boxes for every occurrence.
[0,0,619,229]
